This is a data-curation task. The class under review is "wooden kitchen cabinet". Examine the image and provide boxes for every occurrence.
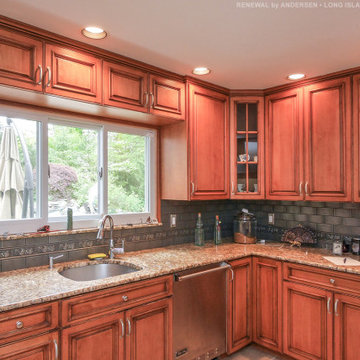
[62,313,126,360]
[125,298,172,360]
[283,281,333,360]
[0,27,43,91]
[0,331,59,359]
[230,96,265,199]
[45,44,102,103]
[353,74,360,202]
[253,257,282,352]
[227,257,252,354]
[303,77,352,201]
[265,88,304,200]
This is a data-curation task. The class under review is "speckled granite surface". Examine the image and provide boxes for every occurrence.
[1,242,360,312]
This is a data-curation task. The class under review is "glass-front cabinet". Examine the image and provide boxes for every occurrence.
[230,96,264,199]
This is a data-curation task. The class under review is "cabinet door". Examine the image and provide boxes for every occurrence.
[189,84,229,199]
[227,258,252,354]
[333,293,360,360]
[125,298,172,360]
[265,88,304,200]
[353,74,360,202]
[0,331,58,359]
[45,44,102,103]
[0,27,43,91]
[230,96,265,199]
[304,77,351,201]
[62,313,125,360]
[253,257,282,352]
[283,282,333,360]
[103,61,148,112]
[149,74,185,120]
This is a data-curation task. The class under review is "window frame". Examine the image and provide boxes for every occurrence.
[0,106,158,234]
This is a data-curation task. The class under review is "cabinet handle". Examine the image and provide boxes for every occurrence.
[126,318,131,336]
[35,65,43,85]
[229,268,234,281]
[231,181,234,194]
[46,66,52,87]
[334,299,339,316]
[122,295,128,302]
[150,92,154,107]
[299,182,303,195]
[327,297,331,314]
[330,278,335,285]
[120,319,125,338]
[144,92,149,107]
[53,339,58,360]
[16,320,23,329]
[191,182,195,195]
[305,182,309,195]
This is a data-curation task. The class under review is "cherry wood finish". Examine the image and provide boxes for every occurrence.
[125,298,172,360]
[61,275,172,326]
[253,257,282,352]
[333,293,360,360]
[149,74,185,120]
[0,331,58,359]
[227,257,252,354]
[0,302,58,345]
[103,61,148,112]
[0,27,43,91]
[353,74,360,202]
[189,84,229,200]
[303,77,352,201]
[283,281,333,360]
[45,44,102,103]
[62,312,125,360]
[265,88,304,200]
[230,96,265,199]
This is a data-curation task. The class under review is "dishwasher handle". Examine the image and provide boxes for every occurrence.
[174,262,231,282]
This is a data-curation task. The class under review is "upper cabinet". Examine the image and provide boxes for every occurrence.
[103,61,185,120]
[265,77,352,202]
[230,96,265,199]
[161,83,229,200]
[353,74,360,202]
[0,27,43,91]
[303,78,352,201]
[45,44,102,103]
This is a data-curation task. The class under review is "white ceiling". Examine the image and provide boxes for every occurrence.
[1,0,360,89]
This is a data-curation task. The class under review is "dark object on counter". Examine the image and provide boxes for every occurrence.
[343,238,351,253]
[234,209,257,244]
[195,212,205,246]
[37,225,50,232]
[281,224,316,245]
[351,238,360,255]
[214,215,222,245]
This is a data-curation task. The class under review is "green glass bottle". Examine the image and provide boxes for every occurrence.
[214,215,222,245]
[195,212,205,246]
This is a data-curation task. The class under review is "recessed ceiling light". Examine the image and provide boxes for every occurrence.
[192,67,211,75]
[81,26,107,40]
[287,73,306,81]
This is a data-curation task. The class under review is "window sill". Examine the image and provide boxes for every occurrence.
[0,223,163,241]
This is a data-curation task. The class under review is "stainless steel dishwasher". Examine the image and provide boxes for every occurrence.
[173,262,230,360]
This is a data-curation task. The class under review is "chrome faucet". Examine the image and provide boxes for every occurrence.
[97,215,124,259]
[49,254,64,269]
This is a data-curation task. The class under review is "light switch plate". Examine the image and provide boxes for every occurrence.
[268,213,275,225]
[170,214,176,227]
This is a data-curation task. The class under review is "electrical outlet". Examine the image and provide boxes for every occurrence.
[170,214,176,227]
[268,213,275,225]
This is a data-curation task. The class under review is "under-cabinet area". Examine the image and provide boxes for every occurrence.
[1,244,360,360]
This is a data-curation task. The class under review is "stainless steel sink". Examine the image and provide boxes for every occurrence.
[59,263,140,281]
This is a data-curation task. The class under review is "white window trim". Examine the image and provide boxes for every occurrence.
[0,106,157,234]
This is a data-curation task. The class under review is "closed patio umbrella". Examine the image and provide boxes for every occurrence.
[0,125,24,219]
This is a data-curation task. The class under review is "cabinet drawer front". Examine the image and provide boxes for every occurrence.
[284,262,360,294]
[0,302,58,344]
[61,276,173,326]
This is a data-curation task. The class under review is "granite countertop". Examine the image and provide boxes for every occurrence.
[1,241,360,312]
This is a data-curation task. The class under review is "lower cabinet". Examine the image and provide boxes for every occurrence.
[253,257,282,352]
[61,298,172,360]
[283,281,333,360]
[227,257,252,354]
[0,331,59,359]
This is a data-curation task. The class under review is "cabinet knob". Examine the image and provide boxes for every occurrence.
[16,320,23,329]
[330,278,335,284]
[122,295,128,302]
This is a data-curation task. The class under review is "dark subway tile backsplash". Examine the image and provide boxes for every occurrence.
[1,199,360,271]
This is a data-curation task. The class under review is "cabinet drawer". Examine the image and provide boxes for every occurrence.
[61,275,173,326]
[0,302,58,344]
[284,262,360,295]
